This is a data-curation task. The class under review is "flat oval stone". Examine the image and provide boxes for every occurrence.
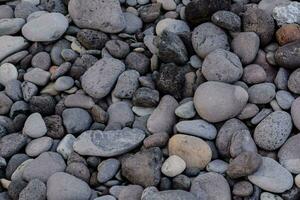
[254,111,292,151]
[0,63,18,86]
[175,119,217,140]
[73,128,145,157]
[68,0,125,33]
[193,81,248,123]
[25,137,53,157]
[0,18,25,36]
[22,13,68,42]
[81,57,125,99]
[278,134,300,174]
[156,18,190,36]
[248,157,293,193]
[0,35,28,62]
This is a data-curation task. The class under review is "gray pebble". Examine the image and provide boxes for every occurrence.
[97,159,120,183]
[62,108,92,134]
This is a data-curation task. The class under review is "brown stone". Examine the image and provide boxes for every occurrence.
[276,24,300,46]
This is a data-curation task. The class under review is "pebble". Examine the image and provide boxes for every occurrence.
[22,152,66,182]
[6,154,29,179]
[23,113,47,138]
[276,90,294,110]
[44,115,65,139]
[243,7,275,46]
[0,133,27,158]
[123,12,142,34]
[230,130,257,157]
[0,18,25,36]
[47,172,91,200]
[66,162,90,183]
[0,35,28,62]
[107,102,134,128]
[157,30,188,65]
[161,155,186,177]
[121,147,162,187]
[56,134,76,159]
[125,52,149,75]
[64,94,95,109]
[0,93,13,115]
[62,108,92,134]
[206,159,228,174]
[8,179,27,200]
[5,80,22,101]
[114,70,140,99]
[168,134,212,169]
[25,137,53,157]
[19,179,46,200]
[105,40,130,59]
[248,157,293,193]
[202,49,243,83]
[242,64,267,84]
[275,40,300,70]
[73,128,145,157]
[147,95,178,134]
[143,188,197,200]
[260,192,283,200]
[258,0,291,16]
[31,51,51,70]
[0,63,18,86]
[295,175,300,188]
[143,132,169,149]
[23,68,50,86]
[14,2,40,19]
[191,172,231,200]
[82,57,125,98]
[155,18,190,36]
[278,134,300,174]
[272,2,300,25]
[54,76,74,91]
[291,97,300,130]
[0,5,13,19]
[254,111,292,150]
[193,81,248,123]
[288,68,300,94]
[233,181,253,197]
[157,0,176,10]
[189,55,202,69]
[211,10,241,32]
[175,119,217,140]
[97,159,120,183]
[276,24,300,45]
[227,152,262,178]
[192,22,229,58]
[68,0,125,33]
[133,87,159,107]
[77,29,109,50]
[248,83,276,104]
[139,3,161,23]
[22,13,68,42]
[175,101,196,119]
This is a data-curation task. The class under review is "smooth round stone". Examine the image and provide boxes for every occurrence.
[0,93,13,115]
[248,157,293,193]
[288,68,300,94]
[0,5,13,19]
[82,57,125,99]
[21,81,38,102]
[97,158,120,183]
[202,49,243,83]
[193,81,248,123]
[191,172,231,200]
[161,155,186,177]
[276,90,294,110]
[56,134,76,159]
[192,22,229,58]
[242,64,267,84]
[54,76,74,91]
[291,97,300,130]
[175,101,196,119]
[157,0,176,10]
[123,12,142,34]
[47,172,91,200]
[139,3,161,23]
[206,159,228,174]
[0,63,18,86]
[227,152,262,178]
[73,128,145,157]
[62,108,92,134]
[14,1,40,19]
[243,7,275,46]
[230,130,257,158]
[274,68,289,90]
[0,18,25,36]
[114,70,140,99]
[0,35,28,62]
[143,132,169,149]
[5,80,23,101]
[23,113,47,138]
[125,52,149,75]
[66,162,90,183]
[22,152,66,182]
[64,94,95,109]
[31,51,51,70]
[107,101,134,128]
[233,181,254,197]
[231,32,260,65]
[19,179,46,200]
[0,133,27,158]
[22,13,68,42]
[278,134,300,174]
[23,68,50,86]
[6,154,29,179]
[155,18,190,36]
[260,192,283,200]
[295,174,300,188]
[276,24,300,45]
[189,55,202,69]
[248,83,276,104]
[105,40,130,59]
[175,119,217,140]
[254,111,292,151]
[132,106,154,116]
[68,0,125,33]
[25,137,53,157]
[8,179,27,200]
[168,134,212,169]
[211,10,241,32]
[275,40,300,69]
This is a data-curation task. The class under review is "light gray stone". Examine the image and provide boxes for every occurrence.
[25,137,53,157]
[156,18,190,36]
[0,63,18,86]
[272,2,300,25]
[0,35,28,62]
[23,113,47,138]
[0,18,25,36]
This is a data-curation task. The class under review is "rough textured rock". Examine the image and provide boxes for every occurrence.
[275,40,300,69]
